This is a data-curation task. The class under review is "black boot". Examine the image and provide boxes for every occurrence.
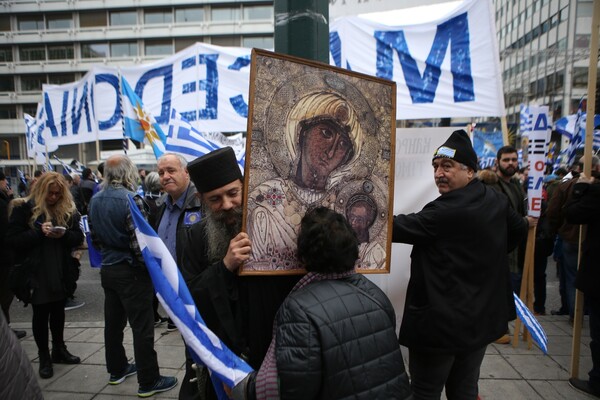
[39,350,54,379]
[51,343,81,364]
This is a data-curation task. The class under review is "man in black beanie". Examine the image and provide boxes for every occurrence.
[180,147,252,400]
[392,130,531,399]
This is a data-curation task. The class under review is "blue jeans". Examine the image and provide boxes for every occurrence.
[561,241,579,318]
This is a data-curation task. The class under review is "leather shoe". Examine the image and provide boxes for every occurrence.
[51,344,81,364]
[39,351,53,379]
[12,329,26,339]
[569,377,600,398]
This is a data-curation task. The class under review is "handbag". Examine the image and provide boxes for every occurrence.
[8,257,35,306]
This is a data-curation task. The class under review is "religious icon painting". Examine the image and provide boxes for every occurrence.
[241,49,396,275]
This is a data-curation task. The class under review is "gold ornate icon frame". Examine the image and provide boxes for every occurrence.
[241,49,396,275]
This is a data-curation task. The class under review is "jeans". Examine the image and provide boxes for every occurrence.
[409,346,487,400]
[561,241,579,318]
[101,262,159,387]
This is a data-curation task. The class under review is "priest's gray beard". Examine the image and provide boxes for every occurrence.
[204,205,243,263]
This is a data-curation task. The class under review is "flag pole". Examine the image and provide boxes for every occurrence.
[570,0,599,379]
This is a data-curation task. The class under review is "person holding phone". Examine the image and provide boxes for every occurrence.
[6,172,84,379]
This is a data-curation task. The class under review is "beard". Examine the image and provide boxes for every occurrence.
[204,205,243,263]
[498,164,517,178]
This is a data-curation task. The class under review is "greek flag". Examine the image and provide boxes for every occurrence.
[127,195,253,398]
[520,104,532,135]
[165,109,221,161]
[514,292,548,354]
[166,109,246,171]
[121,76,167,159]
[53,155,73,175]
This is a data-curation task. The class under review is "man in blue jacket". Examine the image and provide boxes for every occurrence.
[393,130,530,399]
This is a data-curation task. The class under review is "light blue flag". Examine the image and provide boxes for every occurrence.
[121,76,167,159]
[520,104,532,135]
[126,195,253,398]
[513,292,548,354]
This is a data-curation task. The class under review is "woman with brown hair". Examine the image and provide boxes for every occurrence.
[7,172,84,379]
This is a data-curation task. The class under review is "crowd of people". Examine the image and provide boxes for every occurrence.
[1,128,599,399]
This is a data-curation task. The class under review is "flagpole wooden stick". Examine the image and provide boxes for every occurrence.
[570,0,599,378]
[513,225,536,348]
[526,228,535,349]
[501,116,510,146]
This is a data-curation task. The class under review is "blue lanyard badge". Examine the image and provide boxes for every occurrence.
[183,211,201,226]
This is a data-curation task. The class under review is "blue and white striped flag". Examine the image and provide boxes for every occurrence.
[165,109,221,161]
[121,76,167,159]
[513,292,548,354]
[166,109,246,172]
[520,104,532,135]
[127,195,253,398]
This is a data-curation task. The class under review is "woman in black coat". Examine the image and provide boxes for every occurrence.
[6,172,84,379]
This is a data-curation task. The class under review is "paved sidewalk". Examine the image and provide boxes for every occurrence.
[9,313,597,399]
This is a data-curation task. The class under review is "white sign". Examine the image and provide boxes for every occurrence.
[526,106,550,218]
[330,0,504,119]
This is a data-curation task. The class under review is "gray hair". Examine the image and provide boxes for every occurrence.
[101,155,139,191]
[158,153,188,169]
[145,171,162,193]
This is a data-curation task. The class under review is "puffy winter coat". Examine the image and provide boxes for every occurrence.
[275,274,411,400]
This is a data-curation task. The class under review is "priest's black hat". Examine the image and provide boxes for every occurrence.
[187,147,242,193]
[432,129,478,171]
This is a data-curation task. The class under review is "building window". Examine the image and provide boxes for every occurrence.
[0,105,17,119]
[19,46,46,61]
[21,75,46,92]
[175,7,204,23]
[175,38,201,52]
[111,42,138,57]
[145,9,172,24]
[81,43,109,58]
[110,11,137,26]
[0,46,12,62]
[80,11,107,27]
[47,13,73,29]
[0,15,10,31]
[48,45,74,60]
[145,40,172,56]
[18,15,44,31]
[243,5,272,20]
[0,77,14,92]
[211,7,240,22]
[242,36,273,49]
[577,2,593,17]
[22,103,38,116]
[573,67,588,88]
[211,36,240,47]
[48,74,75,84]
[575,34,590,48]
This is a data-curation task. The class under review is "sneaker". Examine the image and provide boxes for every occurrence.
[65,298,85,311]
[166,322,178,332]
[109,363,137,385]
[569,377,600,398]
[154,317,168,327]
[138,375,178,398]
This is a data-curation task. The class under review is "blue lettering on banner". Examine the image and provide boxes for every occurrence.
[533,113,548,131]
[180,54,218,121]
[95,73,120,131]
[228,56,250,118]
[527,176,544,191]
[374,13,474,104]
[70,82,92,135]
[329,32,353,70]
[135,65,173,124]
